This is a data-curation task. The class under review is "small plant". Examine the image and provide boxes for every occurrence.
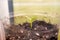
[25,16,37,28]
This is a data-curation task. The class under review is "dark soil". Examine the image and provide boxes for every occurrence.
[5,20,58,40]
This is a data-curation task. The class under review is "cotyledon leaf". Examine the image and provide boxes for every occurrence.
[25,16,37,28]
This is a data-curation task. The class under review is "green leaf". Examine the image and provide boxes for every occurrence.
[25,16,37,28]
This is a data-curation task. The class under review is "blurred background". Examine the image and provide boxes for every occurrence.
[0,0,60,40]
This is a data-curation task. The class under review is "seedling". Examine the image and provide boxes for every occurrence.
[25,16,37,28]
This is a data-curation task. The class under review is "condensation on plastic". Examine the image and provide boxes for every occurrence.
[12,13,59,25]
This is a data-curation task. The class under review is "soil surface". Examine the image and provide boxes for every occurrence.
[5,20,58,40]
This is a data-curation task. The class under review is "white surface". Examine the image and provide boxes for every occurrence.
[0,0,10,24]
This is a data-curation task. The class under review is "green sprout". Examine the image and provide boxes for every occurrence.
[25,16,37,28]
